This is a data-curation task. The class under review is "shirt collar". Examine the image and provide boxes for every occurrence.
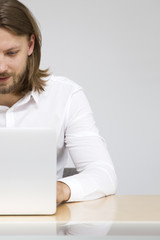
[0,90,40,111]
[30,90,40,105]
[14,90,40,108]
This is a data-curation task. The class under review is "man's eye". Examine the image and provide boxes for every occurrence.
[7,51,18,56]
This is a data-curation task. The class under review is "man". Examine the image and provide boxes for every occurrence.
[0,0,117,204]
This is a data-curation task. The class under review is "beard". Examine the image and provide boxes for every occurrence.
[0,63,27,95]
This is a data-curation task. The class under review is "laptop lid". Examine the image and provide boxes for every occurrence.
[0,128,56,215]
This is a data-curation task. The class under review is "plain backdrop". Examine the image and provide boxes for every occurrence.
[20,0,160,195]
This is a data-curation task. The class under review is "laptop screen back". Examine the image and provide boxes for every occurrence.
[0,128,56,215]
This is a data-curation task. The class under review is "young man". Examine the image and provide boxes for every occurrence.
[0,0,117,204]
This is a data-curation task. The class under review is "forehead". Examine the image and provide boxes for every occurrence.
[0,28,28,50]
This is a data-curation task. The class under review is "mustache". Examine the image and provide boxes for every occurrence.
[0,73,12,78]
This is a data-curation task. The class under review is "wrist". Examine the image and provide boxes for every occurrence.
[62,182,71,202]
[57,181,71,203]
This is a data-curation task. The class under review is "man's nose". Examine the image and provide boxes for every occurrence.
[0,58,8,73]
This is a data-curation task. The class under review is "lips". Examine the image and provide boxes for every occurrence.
[0,76,10,82]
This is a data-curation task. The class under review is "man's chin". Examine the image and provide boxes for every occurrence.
[0,84,17,95]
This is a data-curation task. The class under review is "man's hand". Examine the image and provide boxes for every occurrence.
[57,181,71,204]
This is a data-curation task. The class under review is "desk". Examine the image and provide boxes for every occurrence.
[0,195,160,239]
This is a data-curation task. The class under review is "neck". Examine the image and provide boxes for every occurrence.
[0,93,24,108]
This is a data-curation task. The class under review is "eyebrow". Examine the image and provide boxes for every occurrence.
[5,47,20,52]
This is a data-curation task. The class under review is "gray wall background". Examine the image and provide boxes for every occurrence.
[20,0,160,195]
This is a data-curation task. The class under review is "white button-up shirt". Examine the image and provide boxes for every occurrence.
[0,75,117,201]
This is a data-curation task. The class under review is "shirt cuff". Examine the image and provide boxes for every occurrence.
[58,176,84,202]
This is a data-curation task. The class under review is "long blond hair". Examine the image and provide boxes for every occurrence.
[0,0,50,94]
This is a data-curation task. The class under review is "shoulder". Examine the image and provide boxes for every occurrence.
[45,75,83,94]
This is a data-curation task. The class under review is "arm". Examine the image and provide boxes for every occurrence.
[57,89,117,202]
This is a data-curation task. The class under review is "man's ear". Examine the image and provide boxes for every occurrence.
[28,34,35,56]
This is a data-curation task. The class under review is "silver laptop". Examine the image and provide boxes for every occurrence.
[0,128,56,215]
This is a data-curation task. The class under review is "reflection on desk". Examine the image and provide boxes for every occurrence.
[0,195,159,239]
[57,222,112,236]
[0,222,160,239]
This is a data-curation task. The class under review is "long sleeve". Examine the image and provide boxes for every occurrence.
[59,88,117,202]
